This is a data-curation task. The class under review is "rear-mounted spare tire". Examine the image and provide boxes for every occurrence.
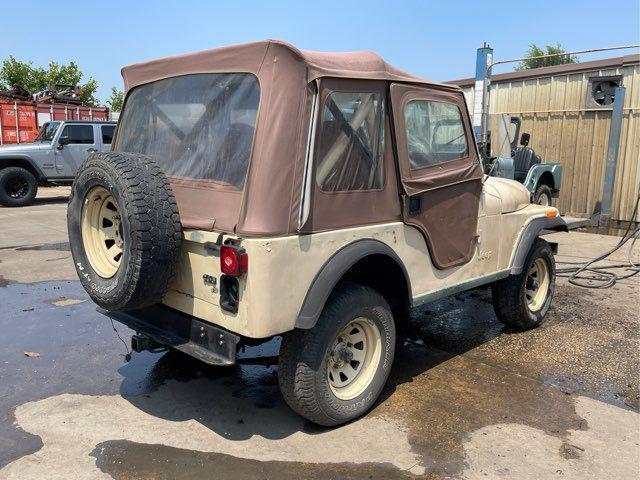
[67,152,182,311]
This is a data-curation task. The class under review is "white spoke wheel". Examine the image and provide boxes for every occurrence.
[68,152,181,311]
[525,257,550,312]
[327,318,382,401]
[81,186,124,278]
[278,283,396,427]
[491,238,556,330]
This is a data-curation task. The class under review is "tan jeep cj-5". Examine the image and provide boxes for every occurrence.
[67,40,567,426]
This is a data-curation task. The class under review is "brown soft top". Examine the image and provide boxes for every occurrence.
[121,39,458,93]
[118,40,466,236]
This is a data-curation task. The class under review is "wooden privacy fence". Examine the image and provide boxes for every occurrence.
[452,55,640,222]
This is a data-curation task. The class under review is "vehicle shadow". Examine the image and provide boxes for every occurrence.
[32,195,69,205]
[117,287,504,440]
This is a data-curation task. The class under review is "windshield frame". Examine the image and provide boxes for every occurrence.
[35,121,61,142]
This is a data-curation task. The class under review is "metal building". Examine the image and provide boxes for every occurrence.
[450,54,640,223]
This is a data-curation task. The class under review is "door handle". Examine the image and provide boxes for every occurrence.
[86,148,97,154]
[409,197,422,215]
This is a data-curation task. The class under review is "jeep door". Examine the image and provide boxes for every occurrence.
[54,124,97,177]
[390,83,483,269]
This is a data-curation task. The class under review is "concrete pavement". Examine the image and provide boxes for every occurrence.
[0,189,638,479]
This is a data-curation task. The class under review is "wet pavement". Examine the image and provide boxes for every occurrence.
[0,190,639,479]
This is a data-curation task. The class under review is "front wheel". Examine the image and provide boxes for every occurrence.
[278,283,396,426]
[0,167,38,207]
[491,238,555,330]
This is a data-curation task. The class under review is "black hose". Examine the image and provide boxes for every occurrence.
[556,193,640,288]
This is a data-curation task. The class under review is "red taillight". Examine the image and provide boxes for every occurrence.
[220,244,248,277]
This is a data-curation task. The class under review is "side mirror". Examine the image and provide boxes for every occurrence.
[520,132,530,147]
[57,136,70,150]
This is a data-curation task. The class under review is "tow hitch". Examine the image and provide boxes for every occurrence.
[131,334,166,354]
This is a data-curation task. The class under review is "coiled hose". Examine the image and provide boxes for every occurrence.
[556,193,640,289]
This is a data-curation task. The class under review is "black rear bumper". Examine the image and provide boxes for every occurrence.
[98,304,240,366]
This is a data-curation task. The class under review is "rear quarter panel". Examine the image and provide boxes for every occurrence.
[163,204,552,338]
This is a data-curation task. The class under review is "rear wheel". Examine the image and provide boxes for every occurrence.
[278,283,395,426]
[491,238,555,330]
[534,184,553,206]
[0,167,38,207]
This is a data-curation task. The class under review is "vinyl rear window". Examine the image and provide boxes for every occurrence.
[114,73,260,190]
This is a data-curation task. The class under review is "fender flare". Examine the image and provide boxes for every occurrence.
[0,155,46,180]
[510,216,567,274]
[294,239,412,329]
[524,163,563,194]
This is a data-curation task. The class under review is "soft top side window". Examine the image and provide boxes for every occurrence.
[315,91,385,192]
[404,100,468,169]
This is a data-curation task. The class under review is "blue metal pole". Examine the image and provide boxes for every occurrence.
[472,43,493,143]
[599,86,626,225]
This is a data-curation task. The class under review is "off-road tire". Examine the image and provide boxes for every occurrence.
[534,184,553,206]
[0,166,38,207]
[67,152,181,310]
[278,283,396,427]
[491,238,555,330]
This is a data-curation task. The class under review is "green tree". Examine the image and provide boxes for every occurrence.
[0,56,99,106]
[106,87,124,112]
[515,43,578,71]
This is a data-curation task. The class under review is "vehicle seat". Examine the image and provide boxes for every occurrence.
[513,146,541,182]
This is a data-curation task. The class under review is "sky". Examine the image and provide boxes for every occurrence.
[4,0,640,103]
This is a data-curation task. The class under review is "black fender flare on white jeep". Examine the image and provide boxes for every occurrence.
[510,216,568,275]
[295,239,412,329]
[0,156,45,180]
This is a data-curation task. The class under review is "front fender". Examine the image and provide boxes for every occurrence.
[0,154,45,179]
[523,163,563,193]
[509,215,568,274]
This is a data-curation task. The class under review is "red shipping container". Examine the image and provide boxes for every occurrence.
[0,100,38,145]
[1,98,109,145]
[35,103,109,125]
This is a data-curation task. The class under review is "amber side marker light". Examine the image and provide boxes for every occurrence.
[546,209,559,218]
[220,244,248,277]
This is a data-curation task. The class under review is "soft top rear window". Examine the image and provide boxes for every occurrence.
[114,73,260,190]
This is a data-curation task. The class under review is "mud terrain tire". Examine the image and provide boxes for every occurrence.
[0,166,38,207]
[67,152,181,310]
[491,238,555,330]
[278,283,396,427]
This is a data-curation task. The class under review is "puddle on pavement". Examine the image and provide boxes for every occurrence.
[0,280,137,468]
[2,280,637,477]
[91,440,423,480]
[376,342,587,476]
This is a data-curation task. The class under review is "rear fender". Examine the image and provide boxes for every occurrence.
[294,239,411,329]
[492,156,515,180]
[524,163,563,194]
